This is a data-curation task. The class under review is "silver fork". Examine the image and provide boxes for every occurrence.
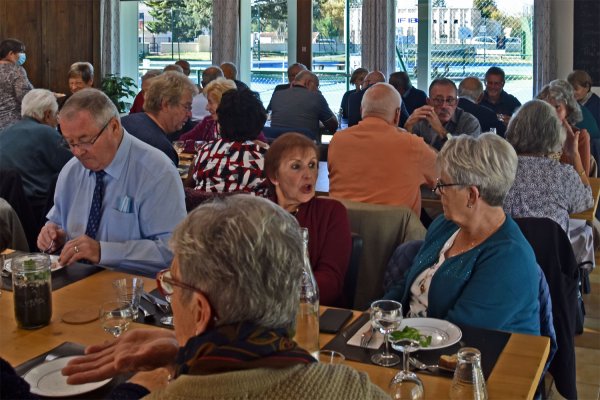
[360,326,376,347]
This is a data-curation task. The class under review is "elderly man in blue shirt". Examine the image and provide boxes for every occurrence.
[37,89,186,277]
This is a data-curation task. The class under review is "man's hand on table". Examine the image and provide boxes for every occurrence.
[58,235,101,266]
[62,329,179,385]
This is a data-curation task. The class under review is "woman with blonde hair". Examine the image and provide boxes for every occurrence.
[180,78,266,152]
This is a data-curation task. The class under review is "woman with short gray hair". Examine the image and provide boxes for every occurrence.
[504,99,593,232]
[385,133,540,335]
[61,195,388,399]
[537,79,594,175]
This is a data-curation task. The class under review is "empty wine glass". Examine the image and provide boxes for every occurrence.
[159,295,173,326]
[100,301,134,338]
[389,338,424,399]
[173,141,185,154]
[370,299,403,367]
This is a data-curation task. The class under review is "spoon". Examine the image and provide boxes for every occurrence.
[409,357,454,373]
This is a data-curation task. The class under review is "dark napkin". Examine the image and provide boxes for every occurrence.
[2,251,103,292]
[15,341,131,399]
[134,289,174,330]
[323,316,510,380]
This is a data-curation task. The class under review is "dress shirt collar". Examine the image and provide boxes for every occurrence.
[86,129,131,181]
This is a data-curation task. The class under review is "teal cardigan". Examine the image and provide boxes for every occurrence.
[390,215,540,335]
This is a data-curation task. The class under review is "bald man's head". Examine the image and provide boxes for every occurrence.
[220,62,238,80]
[287,63,307,82]
[458,77,484,102]
[362,71,386,89]
[361,82,402,124]
[201,66,224,87]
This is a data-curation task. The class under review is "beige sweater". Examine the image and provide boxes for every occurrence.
[144,363,390,400]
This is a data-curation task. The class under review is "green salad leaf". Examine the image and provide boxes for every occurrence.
[390,326,432,348]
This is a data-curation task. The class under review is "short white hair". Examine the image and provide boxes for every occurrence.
[21,89,58,120]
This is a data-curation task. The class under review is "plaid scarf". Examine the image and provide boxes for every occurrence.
[174,321,316,377]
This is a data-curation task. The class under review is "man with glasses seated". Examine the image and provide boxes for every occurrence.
[121,71,198,167]
[37,89,186,277]
[405,78,481,150]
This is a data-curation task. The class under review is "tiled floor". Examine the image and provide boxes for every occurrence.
[549,256,600,400]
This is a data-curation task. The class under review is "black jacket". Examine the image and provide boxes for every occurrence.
[458,98,506,137]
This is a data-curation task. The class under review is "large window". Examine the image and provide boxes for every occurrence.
[138,1,213,85]
[249,0,288,106]
[396,0,533,103]
[312,0,362,113]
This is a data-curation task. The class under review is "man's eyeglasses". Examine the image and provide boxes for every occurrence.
[431,97,457,107]
[178,102,192,112]
[62,118,112,150]
[156,268,205,297]
[432,179,474,194]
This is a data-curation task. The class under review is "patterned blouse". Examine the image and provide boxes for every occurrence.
[503,155,593,231]
[192,139,269,194]
[0,63,33,131]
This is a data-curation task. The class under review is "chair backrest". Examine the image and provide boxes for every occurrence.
[0,169,36,251]
[515,217,579,399]
[336,198,426,310]
[340,233,363,309]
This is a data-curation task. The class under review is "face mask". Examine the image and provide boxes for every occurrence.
[17,53,26,66]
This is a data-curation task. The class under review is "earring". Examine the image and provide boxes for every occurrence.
[467,203,473,208]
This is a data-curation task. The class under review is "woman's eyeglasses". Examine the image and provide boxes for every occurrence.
[432,179,474,194]
[156,268,205,297]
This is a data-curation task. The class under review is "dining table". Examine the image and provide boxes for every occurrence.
[0,266,549,399]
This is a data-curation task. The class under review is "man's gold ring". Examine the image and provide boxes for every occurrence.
[74,246,80,254]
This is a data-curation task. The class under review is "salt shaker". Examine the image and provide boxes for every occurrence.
[449,347,488,400]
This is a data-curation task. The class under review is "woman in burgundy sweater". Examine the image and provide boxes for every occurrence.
[264,133,351,306]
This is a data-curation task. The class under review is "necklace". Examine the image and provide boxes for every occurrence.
[449,214,506,257]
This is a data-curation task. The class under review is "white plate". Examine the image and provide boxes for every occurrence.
[391,318,462,351]
[23,356,112,397]
[3,255,65,273]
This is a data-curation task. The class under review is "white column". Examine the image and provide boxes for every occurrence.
[416,0,431,91]
[119,1,138,99]
[239,0,251,84]
[288,0,298,65]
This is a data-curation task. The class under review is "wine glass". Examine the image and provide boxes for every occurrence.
[173,141,185,155]
[389,338,424,400]
[100,301,134,338]
[159,295,173,326]
[370,299,403,367]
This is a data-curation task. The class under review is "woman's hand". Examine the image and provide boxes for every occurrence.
[61,329,179,385]
[561,121,580,165]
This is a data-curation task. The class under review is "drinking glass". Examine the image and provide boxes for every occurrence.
[100,301,134,337]
[389,338,424,400]
[159,295,173,326]
[370,299,403,367]
[173,141,185,154]
[113,277,144,319]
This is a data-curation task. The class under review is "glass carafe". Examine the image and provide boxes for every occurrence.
[12,254,52,329]
[449,347,488,400]
[293,228,320,359]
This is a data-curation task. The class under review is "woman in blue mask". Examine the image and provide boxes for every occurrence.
[0,38,33,131]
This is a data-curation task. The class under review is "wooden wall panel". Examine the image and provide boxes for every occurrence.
[0,0,44,88]
[0,0,100,94]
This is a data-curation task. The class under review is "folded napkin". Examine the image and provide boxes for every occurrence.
[346,321,384,349]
